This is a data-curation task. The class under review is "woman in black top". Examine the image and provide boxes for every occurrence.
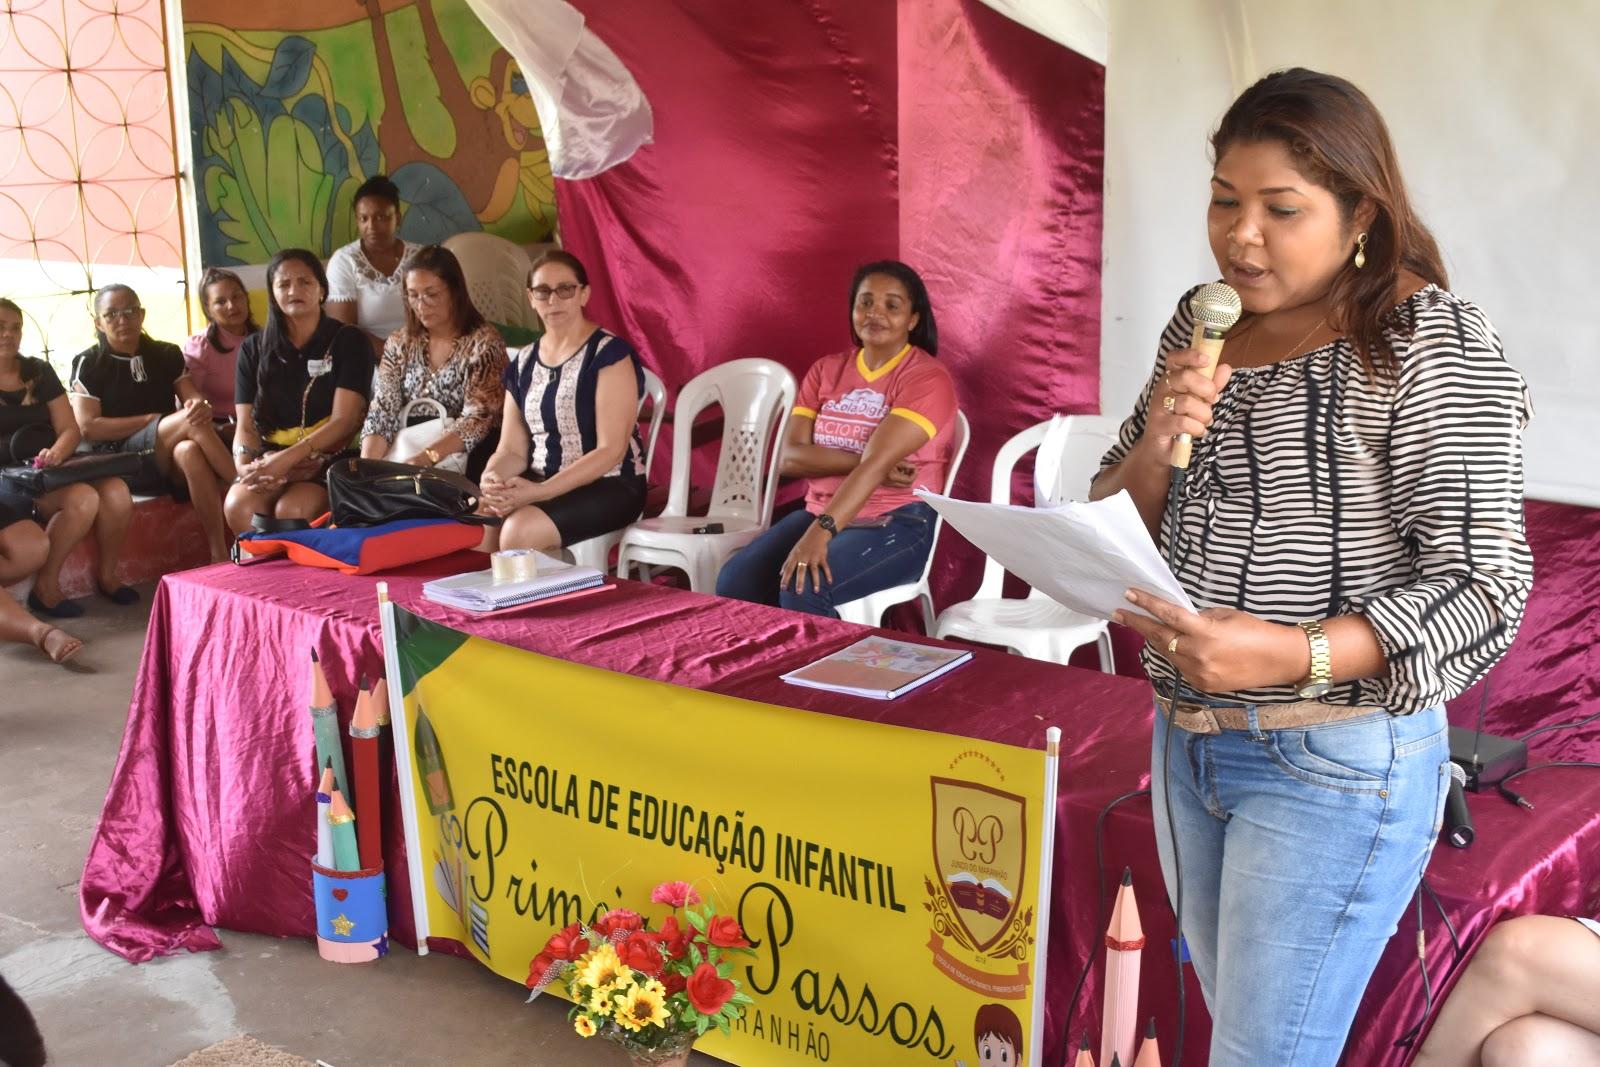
[69,284,237,566]
[225,249,372,533]
[0,298,88,658]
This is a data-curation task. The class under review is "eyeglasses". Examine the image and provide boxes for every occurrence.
[406,289,448,307]
[529,282,582,303]
[100,307,143,322]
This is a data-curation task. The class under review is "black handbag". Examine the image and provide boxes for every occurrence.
[325,457,496,527]
[0,422,55,466]
[0,450,146,496]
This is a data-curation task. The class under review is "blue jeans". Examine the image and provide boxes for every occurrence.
[715,503,936,618]
[1150,691,1450,1066]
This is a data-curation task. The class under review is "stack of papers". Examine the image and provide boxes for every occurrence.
[422,556,604,613]
[781,635,971,700]
[914,488,1194,620]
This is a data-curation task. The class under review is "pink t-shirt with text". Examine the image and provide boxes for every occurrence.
[795,345,958,520]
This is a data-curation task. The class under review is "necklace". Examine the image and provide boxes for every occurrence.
[1239,315,1326,366]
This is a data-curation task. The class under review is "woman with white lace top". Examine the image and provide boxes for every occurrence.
[325,175,420,358]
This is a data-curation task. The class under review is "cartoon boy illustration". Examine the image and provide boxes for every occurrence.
[973,1003,1024,1066]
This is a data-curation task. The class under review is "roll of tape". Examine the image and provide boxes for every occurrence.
[491,548,541,584]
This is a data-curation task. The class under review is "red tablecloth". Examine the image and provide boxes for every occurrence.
[80,551,1600,1066]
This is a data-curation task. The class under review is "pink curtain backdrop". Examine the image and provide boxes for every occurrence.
[552,1,1104,607]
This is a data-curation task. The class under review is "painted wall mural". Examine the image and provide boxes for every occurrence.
[182,0,556,266]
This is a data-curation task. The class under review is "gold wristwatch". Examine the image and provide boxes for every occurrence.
[1296,619,1333,699]
[423,446,441,466]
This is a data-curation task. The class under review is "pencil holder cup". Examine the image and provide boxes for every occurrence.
[312,861,388,963]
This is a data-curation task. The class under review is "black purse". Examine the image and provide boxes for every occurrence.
[0,422,55,466]
[0,450,146,496]
[325,457,496,527]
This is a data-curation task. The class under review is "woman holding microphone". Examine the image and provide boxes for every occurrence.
[1093,69,1533,1065]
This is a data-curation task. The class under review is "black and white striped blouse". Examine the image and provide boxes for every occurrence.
[1099,285,1534,715]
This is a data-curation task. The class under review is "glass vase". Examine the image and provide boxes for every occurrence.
[618,1032,696,1067]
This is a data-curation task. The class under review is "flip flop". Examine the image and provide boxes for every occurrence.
[27,590,85,618]
[33,625,83,665]
[98,584,140,605]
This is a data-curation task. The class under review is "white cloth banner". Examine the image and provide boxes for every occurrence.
[461,0,653,179]
[977,0,1107,65]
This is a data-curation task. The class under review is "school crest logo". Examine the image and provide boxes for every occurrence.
[924,776,1033,998]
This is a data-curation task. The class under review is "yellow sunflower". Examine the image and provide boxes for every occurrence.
[615,982,670,1033]
[577,944,627,992]
[587,984,616,1016]
[574,1015,597,1038]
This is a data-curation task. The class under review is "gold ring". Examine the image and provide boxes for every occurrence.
[1162,395,1176,413]
[1166,635,1180,655]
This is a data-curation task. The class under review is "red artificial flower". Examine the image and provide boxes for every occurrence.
[544,923,591,962]
[686,961,736,1015]
[651,880,701,908]
[658,915,691,960]
[702,916,751,949]
[525,952,556,988]
[661,970,687,997]
[616,931,665,978]
[594,908,644,940]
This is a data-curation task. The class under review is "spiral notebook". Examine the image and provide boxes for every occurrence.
[780,635,971,700]
[421,558,603,613]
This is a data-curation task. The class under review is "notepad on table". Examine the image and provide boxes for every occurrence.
[780,635,971,700]
[421,556,604,613]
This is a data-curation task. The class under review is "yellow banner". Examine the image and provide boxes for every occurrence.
[389,608,1053,1066]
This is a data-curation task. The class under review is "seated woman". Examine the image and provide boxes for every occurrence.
[716,260,958,618]
[325,175,420,358]
[0,297,110,632]
[1414,913,1600,1065]
[0,494,80,663]
[225,249,372,533]
[479,250,646,550]
[68,284,236,582]
[181,267,258,442]
[359,245,507,473]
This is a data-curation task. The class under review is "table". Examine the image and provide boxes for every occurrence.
[79,552,1600,1066]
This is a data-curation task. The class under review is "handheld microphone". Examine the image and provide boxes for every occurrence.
[1171,283,1243,470]
[1443,761,1475,848]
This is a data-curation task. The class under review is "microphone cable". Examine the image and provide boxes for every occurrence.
[1158,464,1191,1066]
[1060,786,1152,1064]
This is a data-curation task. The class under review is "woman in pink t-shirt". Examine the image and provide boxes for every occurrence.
[180,267,257,436]
[717,260,958,617]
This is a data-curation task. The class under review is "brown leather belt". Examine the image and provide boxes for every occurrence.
[1156,695,1383,736]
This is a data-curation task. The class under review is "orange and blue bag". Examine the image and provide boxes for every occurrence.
[233,515,481,575]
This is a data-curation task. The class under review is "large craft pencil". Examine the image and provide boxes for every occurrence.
[350,680,382,870]
[308,651,349,799]
[315,761,335,868]
[1132,1018,1160,1067]
[1100,868,1144,1067]
[1074,1031,1096,1067]
[369,672,389,727]
[328,788,361,872]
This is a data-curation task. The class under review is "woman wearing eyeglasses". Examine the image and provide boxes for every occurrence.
[359,245,507,474]
[479,250,646,551]
[68,284,237,586]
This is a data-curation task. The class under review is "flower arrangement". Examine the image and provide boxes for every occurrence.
[527,880,755,1064]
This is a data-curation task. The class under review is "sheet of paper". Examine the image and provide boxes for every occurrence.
[916,488,1195,621]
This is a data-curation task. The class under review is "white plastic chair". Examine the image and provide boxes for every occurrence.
[568,366,668,573]
[834,411,971,631]
[614,358,796,592]
[441,232,537,332]
[932,414,1123,670]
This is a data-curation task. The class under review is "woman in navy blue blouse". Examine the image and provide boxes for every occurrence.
[479,250,646,550]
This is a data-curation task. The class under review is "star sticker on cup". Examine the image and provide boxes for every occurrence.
[331,912,355,936]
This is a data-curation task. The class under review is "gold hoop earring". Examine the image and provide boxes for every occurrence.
[1353,232,1368,270]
